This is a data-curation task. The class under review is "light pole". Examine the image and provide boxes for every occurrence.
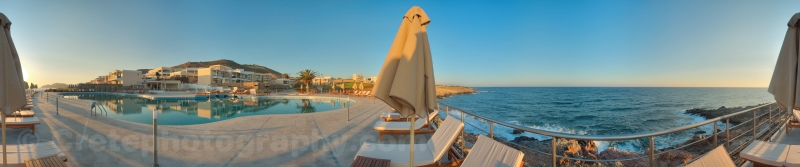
[152,101,159,167]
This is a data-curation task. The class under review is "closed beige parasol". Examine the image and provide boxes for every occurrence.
[768,13,800,114]
[0,13,29,167]
[370,6,437,167]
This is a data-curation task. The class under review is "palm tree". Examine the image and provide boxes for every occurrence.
[296,69,319,93]
[296,99,316,113]
[155,72,161,80]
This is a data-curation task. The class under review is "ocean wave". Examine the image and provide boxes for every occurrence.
[552,101,573,105]
[444,110,727,153]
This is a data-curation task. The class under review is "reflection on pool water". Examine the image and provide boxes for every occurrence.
[61,93,352,125]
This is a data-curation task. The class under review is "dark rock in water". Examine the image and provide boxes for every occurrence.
[511,136,538,142]
[512,129,524,134]
[694,130,706,135]
[684,103,776,125]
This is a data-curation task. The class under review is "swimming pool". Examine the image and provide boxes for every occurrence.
[60,93,353,125]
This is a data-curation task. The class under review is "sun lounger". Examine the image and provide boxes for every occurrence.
[0,141,67,167]
[788,109,800,134]
[8,110,34,117]
[21,105,33,111]
[684,145,735,167]
[380,112,404,121]
[461,135,525,167]
[740,140,798,167]
[5,117,41,134]
[374,111,439,141]
[357,118,464,167]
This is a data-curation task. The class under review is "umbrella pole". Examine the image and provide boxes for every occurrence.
[409,114,415,167]
[2,107,7,167]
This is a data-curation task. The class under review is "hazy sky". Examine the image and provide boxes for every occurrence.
[1,1,798,87]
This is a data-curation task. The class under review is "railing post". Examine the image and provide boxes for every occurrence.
[754,109,757,138]
[713,121,718,147]
[489,122,494,139]
[769,105,772,124]
[56,95,59,115]
[649,136,655,167]
[552,137,557,167]
[460,107,465,156]
[725,118,730,148]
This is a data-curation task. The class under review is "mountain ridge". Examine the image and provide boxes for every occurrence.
[171,59,281,76]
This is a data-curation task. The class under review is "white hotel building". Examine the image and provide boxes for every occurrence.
[197,65,271,85]
[88,65,273,89]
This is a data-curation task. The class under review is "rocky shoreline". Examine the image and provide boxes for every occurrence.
[454,103,777,166]
[435,85,475,98]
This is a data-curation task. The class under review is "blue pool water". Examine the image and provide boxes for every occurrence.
[61,93,352,125]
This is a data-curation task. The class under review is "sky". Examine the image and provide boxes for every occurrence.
[1,1,798,87]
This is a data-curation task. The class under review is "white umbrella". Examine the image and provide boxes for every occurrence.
[358,82,364,90]
[0,13,27,167]
[371,6,436,166]
[768,13,800,115]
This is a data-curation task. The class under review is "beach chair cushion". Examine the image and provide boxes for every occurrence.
[374,111,438,131]
[740,140,789,167]
[426,118,464,166]
[793,109,800,121]
[461,135,525,167]
[787,145,800,167]
[357,118,464,167]
[0,141,66,166]
[9,111,34,117]
[684,146,735,167]
[356,143,434,167]
[5,117,40,125]
[380,112,402,119]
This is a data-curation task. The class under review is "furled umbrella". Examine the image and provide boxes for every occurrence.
[358,82,364,90]
[768,13,800,117]
[0,13,27,167]
[370,6,436,166]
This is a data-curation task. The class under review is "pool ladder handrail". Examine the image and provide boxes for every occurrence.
[90,101,108,117]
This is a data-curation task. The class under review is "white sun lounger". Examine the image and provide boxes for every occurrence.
[8,110,34,117]
[740,140,796,167]
[374,111,439,141]
[461,135,525,167]
[0,141,66,167]
[5,117,41,134]
[380,112,405,121]
[684,145,735,167]
[357,118,464,167]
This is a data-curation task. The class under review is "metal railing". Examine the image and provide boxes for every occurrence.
[437,101,788,167]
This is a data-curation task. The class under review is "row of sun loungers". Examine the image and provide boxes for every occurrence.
[350,91,371,97]
[4,92,67,166]
[358,118,525,167]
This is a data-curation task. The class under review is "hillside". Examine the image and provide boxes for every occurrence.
[41,83,69,89]
[172,59,281,76]
[436,85,475,98]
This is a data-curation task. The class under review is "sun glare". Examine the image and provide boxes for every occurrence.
[21,66,28,80]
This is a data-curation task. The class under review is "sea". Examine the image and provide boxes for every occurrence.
[438,87,774,152]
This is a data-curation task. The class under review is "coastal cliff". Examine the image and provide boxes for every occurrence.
[435,85,475,98]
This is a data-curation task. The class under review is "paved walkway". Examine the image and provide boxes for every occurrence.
[15,92,429,167]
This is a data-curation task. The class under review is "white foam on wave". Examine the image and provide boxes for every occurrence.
[444,109,731,153]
